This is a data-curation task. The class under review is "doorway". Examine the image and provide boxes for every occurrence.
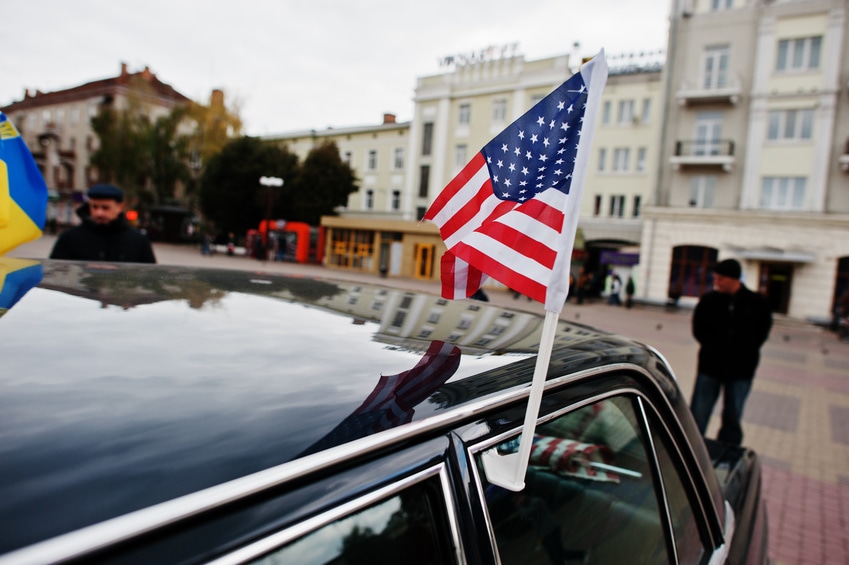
[759,263,793,314]
[414,244,436,280]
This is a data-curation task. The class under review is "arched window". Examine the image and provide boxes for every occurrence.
[669,245,718,299]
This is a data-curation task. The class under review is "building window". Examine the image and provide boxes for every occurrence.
[598,148,607,171]
[612,147,630,172]
[365,189,374,210]
[609,195,625,217]
[391,190,401,211]
[776,36,821,72]
[593,194,602,216]
[416,206,427,220]
[767,109,814,141]
[70,108,80,125]
[617,100,634,124]
[636,147,647,172]
[690,176,716,208]
[760,177,806,210]
[641,99,651,123]
[418,165,430,198]
[367,150,377,171]
[421,123,433,156]
[344,151,352,164]
[694,112,723,155]
[633,195,641,217]
[602,101,611,124]
[455,144,467,168]
[458,103,471,125]
[492,98,507,123]
[711,0,733,10]
[669,245,718,298]
[702,45,729,89]
[393,147,404,169]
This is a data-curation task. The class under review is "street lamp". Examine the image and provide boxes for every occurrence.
[259,176,284,238]
[259,177,283,253]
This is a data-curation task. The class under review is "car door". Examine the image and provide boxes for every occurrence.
[462,371,727,564]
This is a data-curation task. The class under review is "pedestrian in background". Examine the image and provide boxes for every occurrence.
[50,184,155,263]
[690,259,772,445]
[625,276,635,309]
[608,273,622,306]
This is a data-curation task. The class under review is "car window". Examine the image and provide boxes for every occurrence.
[475,396,669,564]
[236,472,457,564]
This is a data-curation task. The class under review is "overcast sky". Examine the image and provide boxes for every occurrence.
[2,0,671,136]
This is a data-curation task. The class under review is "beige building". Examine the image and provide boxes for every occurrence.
[1,63,190,228]
[269,49,666,285]
[641,0,849,321]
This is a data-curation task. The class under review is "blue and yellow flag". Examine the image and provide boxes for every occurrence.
[0,111,48,255]
[0,257,42,317]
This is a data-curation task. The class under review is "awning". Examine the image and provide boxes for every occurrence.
[731,247,815,263]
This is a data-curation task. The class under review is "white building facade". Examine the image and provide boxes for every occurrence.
[642,0,849,321]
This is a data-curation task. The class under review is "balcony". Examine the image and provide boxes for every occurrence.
[840,138,849,172]
[669,140,735,171]
[676,74,742,106]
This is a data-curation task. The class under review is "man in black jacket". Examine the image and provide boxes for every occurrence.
[690,258,772,445]
[50,184,156,263]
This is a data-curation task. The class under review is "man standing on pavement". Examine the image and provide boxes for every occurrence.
[50,184,156,263]
[690,258,772,445]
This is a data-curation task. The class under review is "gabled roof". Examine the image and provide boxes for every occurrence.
[2,63,190,112]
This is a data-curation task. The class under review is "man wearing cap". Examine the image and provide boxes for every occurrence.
[50,184,156,263]
[690,258,772,445]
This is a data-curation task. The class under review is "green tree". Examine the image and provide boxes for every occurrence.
[289,141,358,225]
[89,97,151,202]
[198,136,298,237]
[148,107,192,206]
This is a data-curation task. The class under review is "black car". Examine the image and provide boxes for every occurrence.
[0,260,767,564]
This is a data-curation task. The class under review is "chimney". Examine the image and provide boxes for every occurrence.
[210,89,225,109]
[141,66,152,80]
[383,113,396,124]
[120,62,128,77]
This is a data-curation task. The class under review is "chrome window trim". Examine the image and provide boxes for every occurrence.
[0,360,701,565]
[207,464,463,565]
[636,396,681,564]
[0,367,538,565]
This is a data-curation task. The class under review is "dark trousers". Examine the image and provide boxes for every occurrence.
[690,373,752,445]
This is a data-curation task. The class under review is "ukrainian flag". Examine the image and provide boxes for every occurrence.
[0,111,48,255]
[0,257,42,318]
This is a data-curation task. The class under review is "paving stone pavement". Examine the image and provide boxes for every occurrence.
[9,235,849,564]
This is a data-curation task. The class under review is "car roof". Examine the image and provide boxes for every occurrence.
[0,260,672,556]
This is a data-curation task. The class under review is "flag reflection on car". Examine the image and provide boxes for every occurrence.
[302,341,461,456]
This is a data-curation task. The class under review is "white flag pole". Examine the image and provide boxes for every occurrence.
[482,51,608,492]
[483,310,560,491]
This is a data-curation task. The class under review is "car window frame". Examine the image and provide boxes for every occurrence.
[464,372,726,565]
[207,463,464,565]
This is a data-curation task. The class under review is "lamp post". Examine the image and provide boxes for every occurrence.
[259,177,283,260]
[259,175,284,242]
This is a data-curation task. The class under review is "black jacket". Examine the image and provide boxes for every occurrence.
[692,284,772,381]
[50,205,156,263]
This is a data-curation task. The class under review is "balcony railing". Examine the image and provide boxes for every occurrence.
[676,74,743,105]
[669,140,735,171]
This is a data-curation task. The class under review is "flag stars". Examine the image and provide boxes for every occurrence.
[536,116,545,126]
[557,100,565,110]
[521,167,529,175]
[530,133,538,143]
[514,147,521,156]
[496,159,504,168]
[543,137,550,148]
[501,143,509,153]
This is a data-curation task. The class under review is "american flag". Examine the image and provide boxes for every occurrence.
[424,54,607,313]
